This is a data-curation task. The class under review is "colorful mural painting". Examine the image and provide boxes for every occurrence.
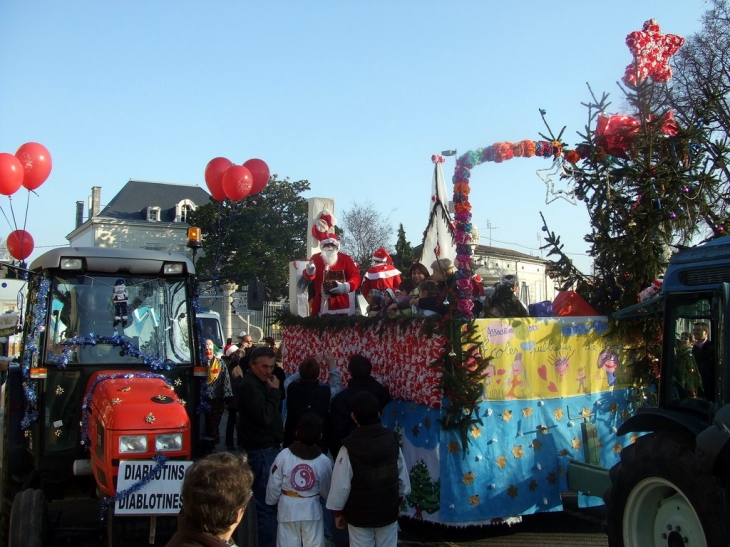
[282,316,638,525]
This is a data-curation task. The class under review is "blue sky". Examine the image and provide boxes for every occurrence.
[0,1,708,272]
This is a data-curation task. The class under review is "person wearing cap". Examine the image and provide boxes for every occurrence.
[302,233,360,317]
[360,247,402,300]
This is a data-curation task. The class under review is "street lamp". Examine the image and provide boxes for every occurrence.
[187,226,202,265]
[441,149,457,159]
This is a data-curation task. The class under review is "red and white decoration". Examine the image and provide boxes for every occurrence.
[282,322,445,408]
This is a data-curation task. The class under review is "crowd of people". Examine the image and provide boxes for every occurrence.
[174,329,409,547]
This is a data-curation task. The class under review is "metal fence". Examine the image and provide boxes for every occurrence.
[239,300,286,342]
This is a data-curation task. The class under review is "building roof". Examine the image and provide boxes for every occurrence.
[474,244,548,264]
[98,180,211,221]
[414,243,547,265]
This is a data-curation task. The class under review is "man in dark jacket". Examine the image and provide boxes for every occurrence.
[326,392,410,547]
[236,346,283,547]
[329,354,390,457]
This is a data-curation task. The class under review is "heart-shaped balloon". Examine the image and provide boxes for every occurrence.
[204,157,233,201]
[16,142,52,191]
[222,165,253,201]
[0,153,24,196]
[243,158,270,195]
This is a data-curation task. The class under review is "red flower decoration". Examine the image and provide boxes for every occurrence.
[431,154,445,164]
[623,19,685,85]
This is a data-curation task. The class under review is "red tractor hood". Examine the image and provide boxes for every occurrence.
[86,371,188,431]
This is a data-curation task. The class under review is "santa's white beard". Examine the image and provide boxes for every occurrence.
[321,247,339,267]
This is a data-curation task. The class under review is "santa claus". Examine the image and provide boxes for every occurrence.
[302,234,360,316]
[311,209,337,243]
[360,247,402,299]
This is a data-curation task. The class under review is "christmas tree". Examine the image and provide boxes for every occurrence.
[406,459,440,519]
[542,19,726,331]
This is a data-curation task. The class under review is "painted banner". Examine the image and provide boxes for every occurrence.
[282,316,638,525]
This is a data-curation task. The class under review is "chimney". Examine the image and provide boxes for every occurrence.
[75,201,84,229]
[91,186,101,217]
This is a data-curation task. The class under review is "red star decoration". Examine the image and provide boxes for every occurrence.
[623,19,685,85]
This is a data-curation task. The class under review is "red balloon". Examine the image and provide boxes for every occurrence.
[0,153,24,196]
[222,165,253,201]
[6,230,34,260]
[243,158,270,195]
[204,157,233,201]
[15,142,52,191]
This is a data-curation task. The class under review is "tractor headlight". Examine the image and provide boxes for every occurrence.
[155,433,183,452]
[119,435,148,453]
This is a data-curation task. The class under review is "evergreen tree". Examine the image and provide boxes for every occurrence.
[393,223,414,273]
[541,19,724,329]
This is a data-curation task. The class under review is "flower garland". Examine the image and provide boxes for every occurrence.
[99,452,169,519]
[79,371,177,448]
[450,140,589,321]
[192,282,211,415]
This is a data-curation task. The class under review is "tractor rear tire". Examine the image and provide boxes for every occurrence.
[8,488,48,547]
[605,431,727,547]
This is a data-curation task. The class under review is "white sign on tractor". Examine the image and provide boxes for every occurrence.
[115,460,193,515]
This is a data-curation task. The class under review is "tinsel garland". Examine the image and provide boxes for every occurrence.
[47,334,175,370]
[80,372,177,448]
[192,282,210,415]
[99,452,169,519]
[20,278,50,429]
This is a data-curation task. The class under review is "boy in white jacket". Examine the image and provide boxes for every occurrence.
[266,412,333,547]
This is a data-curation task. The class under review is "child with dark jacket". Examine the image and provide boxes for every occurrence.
[328,354,391,457]
[283,353,343,450]
[326,392,410,547]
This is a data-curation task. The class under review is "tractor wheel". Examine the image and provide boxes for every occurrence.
[8,488,48,547]
[605,431,727,547]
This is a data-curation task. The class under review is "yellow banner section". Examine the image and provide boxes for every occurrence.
[471,317,635,400]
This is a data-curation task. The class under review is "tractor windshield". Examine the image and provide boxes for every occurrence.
[46,274,192,365]
[664,292,720,414]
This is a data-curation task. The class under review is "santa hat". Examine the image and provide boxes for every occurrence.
[321,234,340,248]
[311,209,337,242]
[372,247,391,264]
[225,345,239,357]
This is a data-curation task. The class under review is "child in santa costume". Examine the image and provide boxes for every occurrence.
[266,412,333,547]
[302,233,360,317]
[360,247,402,300]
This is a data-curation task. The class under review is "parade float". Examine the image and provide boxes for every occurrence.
[281,18,697,526]
[281,138,641,527]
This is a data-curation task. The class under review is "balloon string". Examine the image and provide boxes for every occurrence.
[8,196,18,232]
[0,200,15,232]
[21,189,30,232]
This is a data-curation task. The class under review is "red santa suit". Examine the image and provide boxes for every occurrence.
[360,247,402,299]
[303,238,360,316]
